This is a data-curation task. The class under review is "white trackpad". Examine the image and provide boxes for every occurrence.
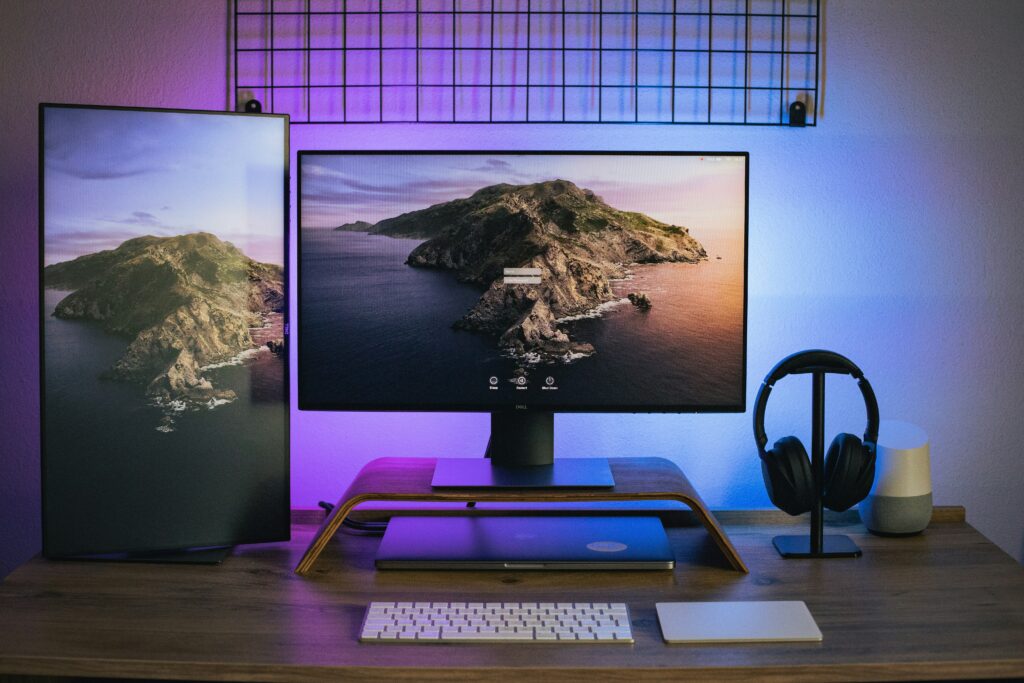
[656,601,822,643]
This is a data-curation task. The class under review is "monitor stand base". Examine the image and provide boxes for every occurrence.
[69,546,232,564]
[431,458,614,488]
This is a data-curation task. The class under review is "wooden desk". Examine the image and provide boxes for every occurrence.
[1,509,1023,682]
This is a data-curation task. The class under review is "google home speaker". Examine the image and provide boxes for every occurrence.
[859,421,932,535]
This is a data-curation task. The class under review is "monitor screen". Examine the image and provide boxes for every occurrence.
[40,104,290,556]
[299,152,747,413]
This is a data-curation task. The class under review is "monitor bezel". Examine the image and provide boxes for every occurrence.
[38,102,292,555]
[297,149,748,415]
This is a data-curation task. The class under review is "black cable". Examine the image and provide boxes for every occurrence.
[319,500,389,536]
[317,500,480,535]
[341,517,389,535]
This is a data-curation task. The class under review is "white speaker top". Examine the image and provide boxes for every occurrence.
[878,420,928,451]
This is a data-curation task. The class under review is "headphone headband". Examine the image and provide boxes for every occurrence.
[765,349,864,384]
[753,350,879,453]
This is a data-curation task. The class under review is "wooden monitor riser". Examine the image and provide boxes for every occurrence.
[295,457,747,575]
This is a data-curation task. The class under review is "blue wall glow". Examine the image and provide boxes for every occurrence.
[288,1,1024,561]
[2,0,1023,578]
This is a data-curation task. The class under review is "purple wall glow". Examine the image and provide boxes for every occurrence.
[3,0,1024,579]
[0,0,229,577]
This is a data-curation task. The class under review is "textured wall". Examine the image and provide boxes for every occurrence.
[2,0,1023,579]
[0,0,229,577]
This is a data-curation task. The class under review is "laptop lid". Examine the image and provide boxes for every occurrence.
[375,516,675,570]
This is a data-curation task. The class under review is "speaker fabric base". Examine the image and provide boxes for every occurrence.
[860,492,933,536]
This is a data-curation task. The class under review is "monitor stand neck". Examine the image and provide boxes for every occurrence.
[484,412,554,467]
[429,412,614,488]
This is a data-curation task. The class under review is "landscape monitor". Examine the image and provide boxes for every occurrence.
[40,104,290,557]
[299,151,747,470]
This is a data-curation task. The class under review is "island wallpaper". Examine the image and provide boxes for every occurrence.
[40,107,288,555]
[300,153,746,410]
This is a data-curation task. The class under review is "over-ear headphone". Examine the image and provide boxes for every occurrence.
[753,350,879,516]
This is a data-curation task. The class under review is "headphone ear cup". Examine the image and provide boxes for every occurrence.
[761,436,815,516]
[823,433,877,511]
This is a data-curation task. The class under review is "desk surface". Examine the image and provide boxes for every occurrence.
[1,511,1023,682]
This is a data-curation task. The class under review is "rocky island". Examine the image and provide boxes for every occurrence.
[333,220,374,232]
[628,291,653,310]
[44,232,284,404]
[346,179,706,361]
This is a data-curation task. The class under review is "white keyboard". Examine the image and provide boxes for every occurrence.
[360,601,634,643]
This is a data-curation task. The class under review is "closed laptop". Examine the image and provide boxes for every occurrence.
[375,516,675,570]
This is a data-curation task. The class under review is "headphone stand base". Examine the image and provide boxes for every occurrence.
[772,534,862,558]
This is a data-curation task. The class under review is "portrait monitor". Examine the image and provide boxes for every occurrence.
[40,104,290,556]
[298,151,747,479]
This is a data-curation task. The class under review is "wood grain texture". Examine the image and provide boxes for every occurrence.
[294,457,748,575]
[290,505,968,526]
[1,513,1022,681]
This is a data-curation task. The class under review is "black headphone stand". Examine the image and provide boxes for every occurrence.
[772,370,863,559]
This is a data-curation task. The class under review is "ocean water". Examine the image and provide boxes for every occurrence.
[42,289,288,555]
[299,230,744,410]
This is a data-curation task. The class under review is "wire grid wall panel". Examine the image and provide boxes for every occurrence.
[234,0,820,125]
